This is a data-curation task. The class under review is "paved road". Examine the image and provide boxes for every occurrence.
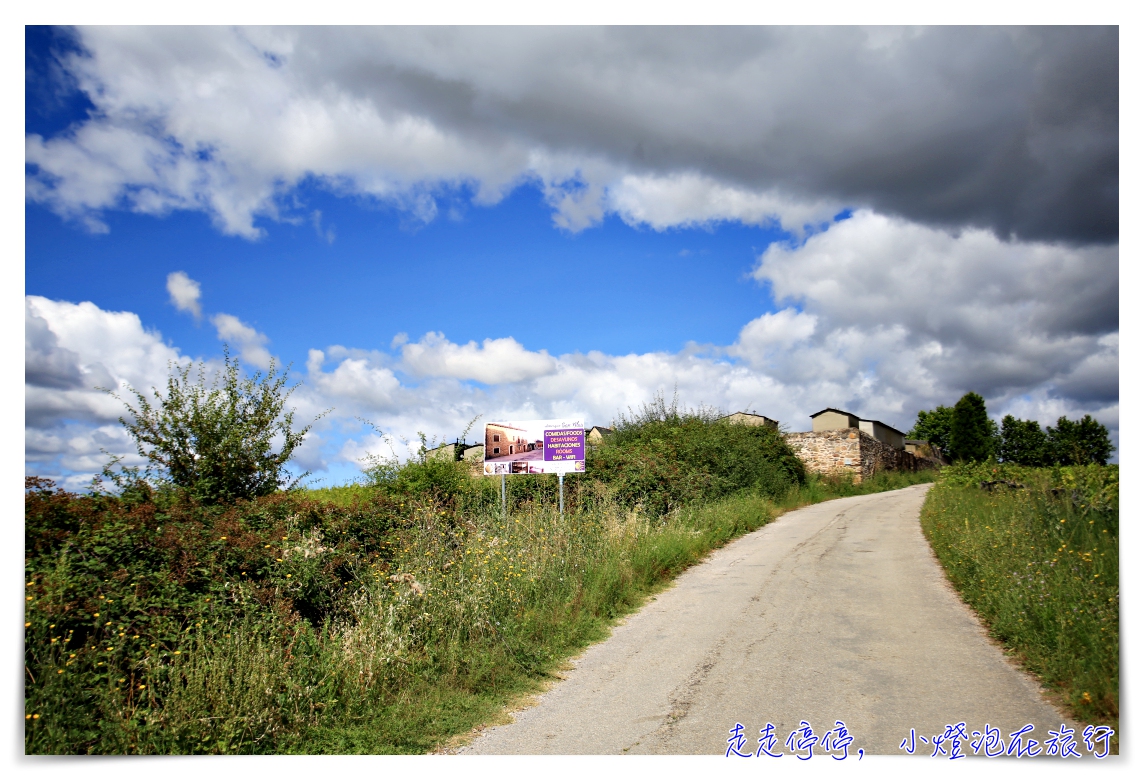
[459,484,1072,755]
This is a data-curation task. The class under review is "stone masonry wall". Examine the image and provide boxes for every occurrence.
[784,428,923,483]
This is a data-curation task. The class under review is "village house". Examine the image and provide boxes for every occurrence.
[586,425,613,444]
[720,411,779,428]
[857,418,906,450]
[786,407,930,481]
[485,423,531,458]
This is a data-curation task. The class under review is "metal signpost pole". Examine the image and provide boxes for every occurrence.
[501,474,506,517]
[558,473,564,519]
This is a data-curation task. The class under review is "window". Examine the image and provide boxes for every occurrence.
[493,447,500,454]
[493,434,500,442]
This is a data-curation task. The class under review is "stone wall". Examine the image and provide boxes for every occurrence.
[784,428,926,483]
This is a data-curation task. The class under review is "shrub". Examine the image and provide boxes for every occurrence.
[110,348,322,505]
[587,396,805,516]
[23,476,402,753]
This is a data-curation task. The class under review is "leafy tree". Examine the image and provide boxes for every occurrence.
[998,415,1049,466]
[949,392,994,462]
[1047,415,1114,466]
[908,405,955,454]
[111,348,324,505]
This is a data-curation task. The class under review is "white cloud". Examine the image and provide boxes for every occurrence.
[752,210,1118,405]
[211,313,272,369]
[730,309,818,368]
[25,296,190,484]
[607,173,839,236]
[400,332,556,384]
[166,271,202,319]
[26,205,1120,489]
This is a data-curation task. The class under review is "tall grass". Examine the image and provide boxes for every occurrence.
[919,463,1118,736]
[26,403,937,754]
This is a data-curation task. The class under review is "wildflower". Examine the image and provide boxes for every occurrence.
[220,536,227,540]
[57,670,63,674]
[174,650,181,655]
[32,714,39,720]
[24,622,30,628]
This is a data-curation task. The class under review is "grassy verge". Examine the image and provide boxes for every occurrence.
[26,419,935,754]
[919,463,1118,743]
[292,471,937,753]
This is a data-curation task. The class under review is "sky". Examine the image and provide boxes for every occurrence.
[24,25,1120,490]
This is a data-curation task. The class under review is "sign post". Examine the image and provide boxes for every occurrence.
[483,418,585,519]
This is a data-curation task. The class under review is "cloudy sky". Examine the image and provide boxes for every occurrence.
[25,25,1119,489]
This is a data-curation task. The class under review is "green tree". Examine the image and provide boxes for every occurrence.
[949,392,994,462]
[908,405,955,453]
[112,348,324,505]
[1046,415,1114,465]
[998,415,1049,466]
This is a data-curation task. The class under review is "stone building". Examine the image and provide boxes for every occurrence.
[485,423,530,458]
[789,407,923,482]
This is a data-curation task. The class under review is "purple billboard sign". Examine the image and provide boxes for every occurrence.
[483,418,585,475]
[544,428,585,464]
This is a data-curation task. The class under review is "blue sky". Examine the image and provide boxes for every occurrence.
[27,183,797,367]
[24,26,1119,488]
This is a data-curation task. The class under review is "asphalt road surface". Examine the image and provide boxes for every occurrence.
[458,484,1073,755]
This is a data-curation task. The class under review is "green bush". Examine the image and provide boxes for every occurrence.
[23,476,402,753]
[110,348,322,505]
[586,397,805,516]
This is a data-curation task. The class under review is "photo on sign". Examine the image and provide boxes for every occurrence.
[482,419,586,475]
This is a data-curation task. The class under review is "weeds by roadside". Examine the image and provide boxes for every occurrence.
[25,404,937,754]
[919,463,1118,742]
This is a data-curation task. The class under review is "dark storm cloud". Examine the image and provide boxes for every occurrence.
[298,26,1118,243]
[28,26,1117,243]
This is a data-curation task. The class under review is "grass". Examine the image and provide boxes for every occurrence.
[26,465,936,754]
[919,463,1118,746]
